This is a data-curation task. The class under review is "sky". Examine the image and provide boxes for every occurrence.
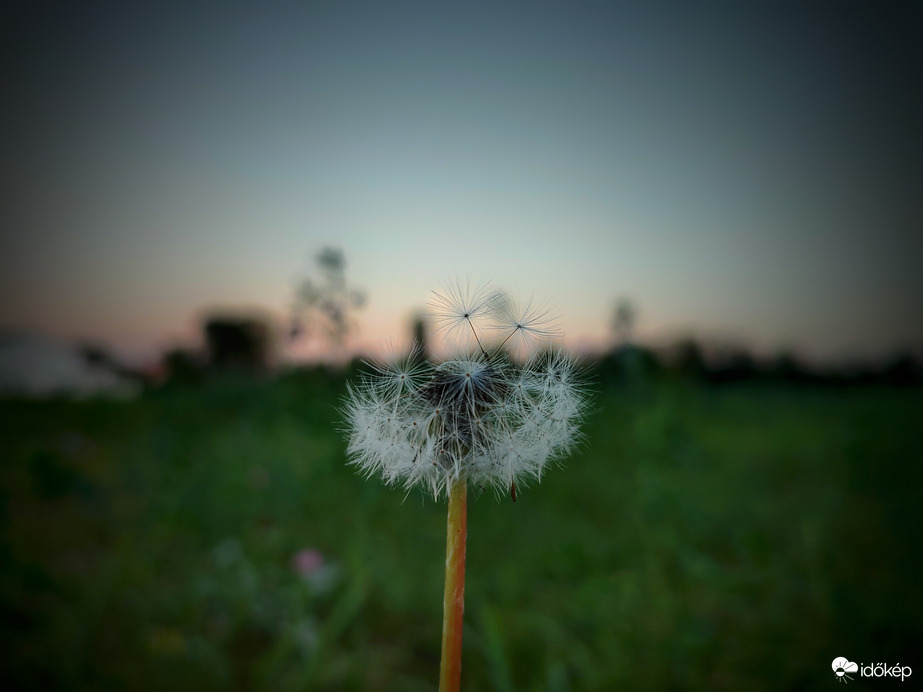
[2,1,921,364]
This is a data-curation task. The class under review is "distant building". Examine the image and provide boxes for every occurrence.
[0,334,140,398]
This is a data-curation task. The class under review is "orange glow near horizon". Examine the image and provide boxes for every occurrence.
[3,3,920,367]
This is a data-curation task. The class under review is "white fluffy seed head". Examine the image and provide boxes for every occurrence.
[342,281,588,500]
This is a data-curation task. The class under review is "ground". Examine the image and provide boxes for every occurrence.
[1,370,920,690]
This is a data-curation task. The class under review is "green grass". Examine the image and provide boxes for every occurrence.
[1,372,921,690]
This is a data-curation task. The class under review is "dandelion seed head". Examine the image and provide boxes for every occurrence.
[342,281,588,499]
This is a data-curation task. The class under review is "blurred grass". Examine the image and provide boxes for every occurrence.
[1,371,921,690]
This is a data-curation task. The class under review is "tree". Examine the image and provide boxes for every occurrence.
[612,298,637,346]
[291,247,366,350]
[204,316,272,371]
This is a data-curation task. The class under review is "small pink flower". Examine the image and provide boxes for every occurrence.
[291,548,324,576]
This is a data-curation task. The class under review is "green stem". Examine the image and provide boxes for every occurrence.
[439,477,467,692]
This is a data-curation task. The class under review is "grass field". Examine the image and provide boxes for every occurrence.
[2,370,921,690]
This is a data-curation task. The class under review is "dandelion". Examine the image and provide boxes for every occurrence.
[342,280,588,692]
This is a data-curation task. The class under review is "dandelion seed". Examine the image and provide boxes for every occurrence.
[490,291,561,355]
[429,277,503,354]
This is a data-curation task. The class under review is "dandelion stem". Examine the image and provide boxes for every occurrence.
[496,326,520,353]
[439,477,467,692]
[467,319,489,359]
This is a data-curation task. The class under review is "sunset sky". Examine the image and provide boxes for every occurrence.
[3,1,920,364]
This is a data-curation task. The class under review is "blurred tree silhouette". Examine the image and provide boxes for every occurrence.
[706,347,758,383]
[672,338,708,381]
[768,352,808,383]
[612,297,637,346]
[162,347,206,384]
[881,351,923,386]
[410,311,430,361]
[291,247,366,350]
[205,316,272,371]
[604,297,648,384]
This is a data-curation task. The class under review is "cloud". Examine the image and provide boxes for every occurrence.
[832,657,858,673]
